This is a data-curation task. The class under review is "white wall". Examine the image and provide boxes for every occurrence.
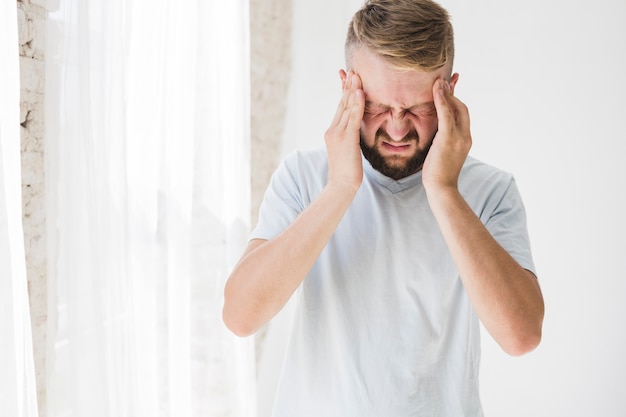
[266,0,626,416]
[442,2,626,416]
[279,0,363,157]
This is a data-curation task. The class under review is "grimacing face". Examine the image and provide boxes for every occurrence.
[348,47,458,180]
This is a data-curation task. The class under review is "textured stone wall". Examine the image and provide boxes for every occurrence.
[250,0,291,228]
[249,0,292,375]
[17,0,47,414]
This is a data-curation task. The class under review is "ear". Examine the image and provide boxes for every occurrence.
[448,72,460,94]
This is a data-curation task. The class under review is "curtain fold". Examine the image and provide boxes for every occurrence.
[0,2,39,417]
[45,1,255,416]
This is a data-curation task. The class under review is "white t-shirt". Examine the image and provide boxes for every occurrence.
[252,148,536,417]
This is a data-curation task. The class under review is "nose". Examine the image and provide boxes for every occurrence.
[384,111,411,141]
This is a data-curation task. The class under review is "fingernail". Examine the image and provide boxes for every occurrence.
[444,80,451,91]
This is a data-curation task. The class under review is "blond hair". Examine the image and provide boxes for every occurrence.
[346,0,454,72]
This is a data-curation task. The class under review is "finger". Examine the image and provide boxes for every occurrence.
[337,74,364,132]
[339,69,347,89]
[433,78,454,132]
[446,91,471,130]
[349,74,365,131]
[342,73,361,115]
[334,77,356,129]
[346,88,365,134]
[440,80,470,130]
[330,71,354,126]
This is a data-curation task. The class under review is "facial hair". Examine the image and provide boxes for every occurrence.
[360,128,435,180]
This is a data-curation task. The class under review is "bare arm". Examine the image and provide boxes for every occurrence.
[222,71,365,337]
[424,78,544,355]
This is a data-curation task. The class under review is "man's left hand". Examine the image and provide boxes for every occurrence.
[422,77,472,194]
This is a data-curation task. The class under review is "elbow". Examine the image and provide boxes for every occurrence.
[222,277,256,337]
[225,322,257,338]
[500,320,543,356]
[502,294,545,356]
[502,330,542,356]
[222,301,258,338]
[222,309,256,338]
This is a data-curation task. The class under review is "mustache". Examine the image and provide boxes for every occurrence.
[375,128,419,143]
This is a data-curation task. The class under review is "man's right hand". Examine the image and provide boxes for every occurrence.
[324,70,365,194]
[223,71,366,338]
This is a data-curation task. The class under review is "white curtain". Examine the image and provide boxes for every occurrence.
[0,1,39,417]
[45,1,255,416]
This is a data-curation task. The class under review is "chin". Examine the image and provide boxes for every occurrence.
[361,142,429,180]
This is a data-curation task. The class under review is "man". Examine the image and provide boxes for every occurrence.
[223,0,544,415]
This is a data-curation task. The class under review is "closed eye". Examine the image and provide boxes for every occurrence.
[364,106,387,117]
[410,106,436,118]
[365,101,436,119]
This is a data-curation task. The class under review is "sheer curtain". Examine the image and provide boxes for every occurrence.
[0,2,39,417]
[45,1,255,416]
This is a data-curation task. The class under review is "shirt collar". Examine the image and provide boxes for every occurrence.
[362,153,423,194]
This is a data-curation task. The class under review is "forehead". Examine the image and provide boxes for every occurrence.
[350,47,447,109]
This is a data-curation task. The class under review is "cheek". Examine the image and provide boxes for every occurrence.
[415,116,438,137]
[360,120,379,144]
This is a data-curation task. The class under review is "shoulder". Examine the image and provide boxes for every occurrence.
[459,156,520,210]
[282,147,328,171]
[278,147,328,184]
[270,147,328,199]
[460,156,515,192]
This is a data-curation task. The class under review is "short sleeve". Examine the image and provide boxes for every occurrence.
[250,154,306,241]
[484,178,537,276]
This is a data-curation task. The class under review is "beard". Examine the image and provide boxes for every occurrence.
[360,128,435,180]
